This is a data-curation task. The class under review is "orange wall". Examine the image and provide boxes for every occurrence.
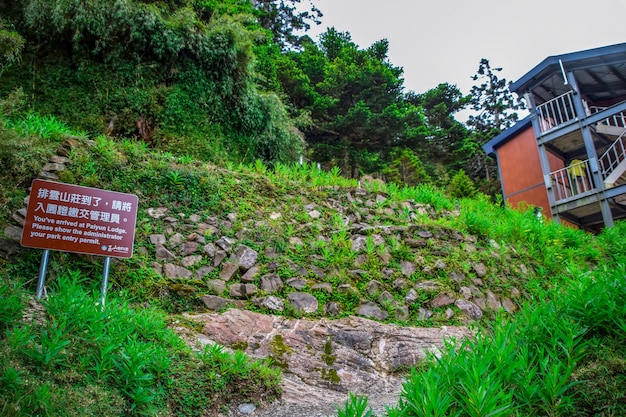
[497,125,552,216]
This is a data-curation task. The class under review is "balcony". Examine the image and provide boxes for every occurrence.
[550,159,595,202]
[536,91,577,133]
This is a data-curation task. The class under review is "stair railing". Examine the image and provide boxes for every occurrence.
[599,128,626,178]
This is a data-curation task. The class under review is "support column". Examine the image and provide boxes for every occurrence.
[567,72,615,227]
[527,91,559,220]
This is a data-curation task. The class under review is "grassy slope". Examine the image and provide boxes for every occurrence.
[1,113,625,416]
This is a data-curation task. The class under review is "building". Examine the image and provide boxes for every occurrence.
[484,43,626,231]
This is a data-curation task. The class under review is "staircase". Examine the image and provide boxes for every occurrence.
[598,126,626,188]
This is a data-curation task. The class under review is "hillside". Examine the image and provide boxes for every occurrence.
[2,112,626,416]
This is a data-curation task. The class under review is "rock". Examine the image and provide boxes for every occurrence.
[366,280,383,296]
[163,263,177,278]
[378,291,395,305]
[195,266,214,279]
[287,292,319,313]
[379,251,392,265]
[169,233,184,247]
[308,210,321,219]
[351,235,367,252]
[287,236,303,246]
[220,262,239,281]
[468,285,482,297]
[198,223,219,237]
[181,241,198,255]
[175,266,193,279]
[473,297,487,311]
[238,403,256,414]
[188,310,471,402]
[3,225,22,241]
[286,278,307,290]
[50,155,70,164]
[150,234,166,245]
[400,261,416,276]
[155,245,175,261]
[213,250,227,267]
[147,207,168,219]
[455,300,483,320]
[253,296,285,312]
[200,295,243,311]
[416,308,433,321]
[206,279,226,295]
[358,301,388,320]
[269,212,282,220]
[459,286,472,299]
[405,238,427,248]
[473,262,487,277]
[501,298,517,312]
[203,243,217,258]
[163,264,191,279]
[235,245,258,271]
[11,209,26,226]
[393,278,409,290]
[337,284,358,296]
[188,214,201,223]
[450,271,466,284]
[354,254,368,267]
[182,255,202,268]
[324,302,341,316]
[417,230,433,238]
[434,259,446,270]
[486,291,502,311]
[395,305,409,321]
[445,308,455,320]
[415,281,440,292]
[229,283,258,299]
[404,289,418,304]
[241,265,260,282]
[151,262,162,276]
[510,287,521,298]
[260,274,284,293]
[216,237,234,253]
[430,293,455,309]
[38,171,58,180]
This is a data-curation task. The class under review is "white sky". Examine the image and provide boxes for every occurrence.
[302,0,626,100]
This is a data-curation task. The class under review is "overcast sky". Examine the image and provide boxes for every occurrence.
[303,0,626,99]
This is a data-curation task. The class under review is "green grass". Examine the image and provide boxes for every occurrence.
[1,105,625,416]
[0,269,280,416]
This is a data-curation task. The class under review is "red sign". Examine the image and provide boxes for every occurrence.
[21,179,138,258]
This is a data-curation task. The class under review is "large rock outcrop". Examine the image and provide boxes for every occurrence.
[182,309,470,405]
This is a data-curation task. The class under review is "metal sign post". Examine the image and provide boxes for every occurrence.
[35,249,50,299]
[100,256,111,307]
[21,179,138,305]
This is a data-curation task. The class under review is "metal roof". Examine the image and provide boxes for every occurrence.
[510,43,626,104]
[484,42,626,156]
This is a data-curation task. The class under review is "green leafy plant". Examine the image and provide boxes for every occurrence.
[336,393,374,417]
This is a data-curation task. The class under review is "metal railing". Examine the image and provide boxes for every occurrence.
[537,91,577,133]
[589,106,626,128]
[550,159,595,202]
[599,129,626,179]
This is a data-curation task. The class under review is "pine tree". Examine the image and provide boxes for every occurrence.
[385,149,431,186]
[448,169,477,198]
